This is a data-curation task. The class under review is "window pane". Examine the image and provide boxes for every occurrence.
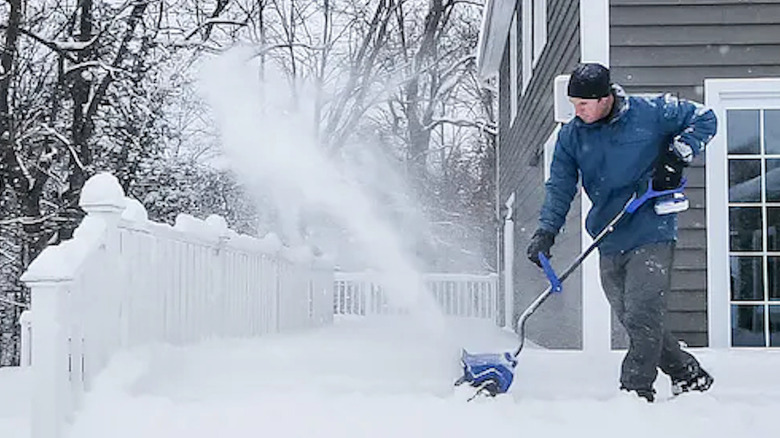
[766,110,780,155]
[728,159,761,202]
[770,306,780,347]
[730,256,763,301]
[731,304,765,347]
[727,109,760,154]
[767,160,780,202]
[768,208,780,251]
[770,257,780,301]
[729,207,762,251]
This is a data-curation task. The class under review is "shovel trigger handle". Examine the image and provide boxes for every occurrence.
[627,177,688,214]
[539,252,562,293]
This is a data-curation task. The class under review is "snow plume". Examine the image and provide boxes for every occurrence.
[197,46,445,334]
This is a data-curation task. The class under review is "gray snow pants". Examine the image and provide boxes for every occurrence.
[599,241,699,391]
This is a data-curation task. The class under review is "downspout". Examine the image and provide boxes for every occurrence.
[503,193,515,329]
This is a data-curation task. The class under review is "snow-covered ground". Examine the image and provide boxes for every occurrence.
[0,315,761,438]
[2,316,778,438]
[0,365,30,438]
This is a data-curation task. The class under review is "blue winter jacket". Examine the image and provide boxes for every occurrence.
[539,85,718,255]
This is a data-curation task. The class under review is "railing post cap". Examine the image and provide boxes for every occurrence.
[79,172,126,217]
[19,309,32,324]
[205,214,230,238]
[122,197,148,222]
[20,245,73,283]
[258,232,283,252]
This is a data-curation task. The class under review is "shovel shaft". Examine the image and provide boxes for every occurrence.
[512,196,634,358]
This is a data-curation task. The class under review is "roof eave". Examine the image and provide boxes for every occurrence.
[476,0,517,81]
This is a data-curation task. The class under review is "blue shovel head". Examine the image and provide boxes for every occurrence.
[456,349,518,395]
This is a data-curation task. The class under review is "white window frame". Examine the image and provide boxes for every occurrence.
[521,0,548,94]
[705,78,780,348]
[532,0,548,66]
[543,124,561,182]
[521,0,532,93]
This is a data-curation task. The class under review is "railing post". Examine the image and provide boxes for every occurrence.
[20,276,70,438]
[19,172,127,438]
[78,173,126,389]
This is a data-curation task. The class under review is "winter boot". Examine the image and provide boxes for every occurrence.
[620,385,655,403]
[671,366,714,396]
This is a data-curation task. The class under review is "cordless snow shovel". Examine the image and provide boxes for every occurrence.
[454,178,688,401]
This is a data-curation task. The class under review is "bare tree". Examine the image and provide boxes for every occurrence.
[225,0,496,270]
[0,0,244,365]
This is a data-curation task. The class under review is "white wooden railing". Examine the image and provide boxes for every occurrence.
[333,271,499,323]
[19,173,333,438]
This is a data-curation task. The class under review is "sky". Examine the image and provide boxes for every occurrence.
[3,315,780,438]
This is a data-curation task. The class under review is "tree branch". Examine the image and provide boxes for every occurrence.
[0,296,29,309]
[424,117,497,136]
[183,19,247,41]
[0,23,78,63]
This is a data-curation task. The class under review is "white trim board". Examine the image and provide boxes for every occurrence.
[704,77,780,349]
[579,0,611,354]
[475,0,517,81]
[543,124,561,182]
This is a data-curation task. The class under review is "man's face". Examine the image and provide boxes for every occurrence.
[569,96,612,124]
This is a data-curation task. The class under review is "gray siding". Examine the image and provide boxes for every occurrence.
[610,0,780,347]
[498,0,582,349]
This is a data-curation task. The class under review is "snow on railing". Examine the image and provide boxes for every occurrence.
[19,172,333,438]
[333,271,499,323]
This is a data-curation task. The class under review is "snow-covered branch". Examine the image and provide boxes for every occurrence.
[0,24,77,62]
[0,296,28,309]
[162,40,225,54]
[0,213,63,227]
[424,117,497,136]
[64,60,125,77]
[41,125,71,148]
[439,54,476,83]
[448,0,485,7]
[14,149,34,190]
[183,20,248,41]
[53,33,101,52]
[252,43,326,57]
[66,143,87,173]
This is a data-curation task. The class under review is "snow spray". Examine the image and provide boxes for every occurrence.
[197,47,445,335]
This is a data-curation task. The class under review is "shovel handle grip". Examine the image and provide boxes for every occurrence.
[539,252,562,293]
[626,177,687,214]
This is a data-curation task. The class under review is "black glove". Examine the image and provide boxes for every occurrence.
[652,145,686,191]
[526,228,555,268]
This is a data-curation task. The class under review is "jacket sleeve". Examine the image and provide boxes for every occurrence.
[656,93,718,157]
[538,128,579,235]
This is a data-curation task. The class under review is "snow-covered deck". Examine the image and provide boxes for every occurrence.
[0,366,30,438]
[4,315,778,438]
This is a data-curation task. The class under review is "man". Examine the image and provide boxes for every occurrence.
[526,63,717,403]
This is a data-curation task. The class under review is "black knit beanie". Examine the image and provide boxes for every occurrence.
[567,63,611,99]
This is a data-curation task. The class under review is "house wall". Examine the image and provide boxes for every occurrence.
[610,0,780,347]
[498,0,583,349]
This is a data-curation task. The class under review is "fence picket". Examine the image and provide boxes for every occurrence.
[332,272,498,320]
